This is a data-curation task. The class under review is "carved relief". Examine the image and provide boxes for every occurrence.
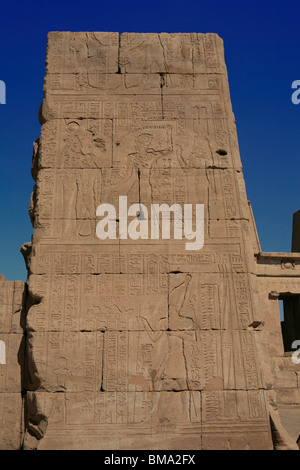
[18,32,276,450]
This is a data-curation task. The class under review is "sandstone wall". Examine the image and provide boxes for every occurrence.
[0,275,26,449]
[18,32,277,450]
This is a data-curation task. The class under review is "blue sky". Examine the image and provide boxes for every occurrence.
[0,0,299,281]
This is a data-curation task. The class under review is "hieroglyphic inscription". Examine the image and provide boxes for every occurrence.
[22,32,273,450]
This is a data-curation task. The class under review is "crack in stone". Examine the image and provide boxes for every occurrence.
[159,73,165,119]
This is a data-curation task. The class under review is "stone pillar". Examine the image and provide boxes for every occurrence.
[22,32,274,450]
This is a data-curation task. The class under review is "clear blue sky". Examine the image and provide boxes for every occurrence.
[0,0,299,281]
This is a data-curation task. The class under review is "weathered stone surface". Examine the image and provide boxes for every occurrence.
[0,279,26,333]
[250,261,300,409]
[46,32,119,74]
[20,31,279,450]
[119,33,227,74]
[2,31,300,450]
[0,333,24,392]
[0,393,23,450]
[0,277,26,449]
[202,390,273,450]
[23,390,201,450]
[25,330,103,392]
[278,407,300,442]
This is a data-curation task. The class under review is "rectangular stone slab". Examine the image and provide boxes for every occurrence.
[24,390,201,450]
[21,31,275,450]
[0,393,23,450]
